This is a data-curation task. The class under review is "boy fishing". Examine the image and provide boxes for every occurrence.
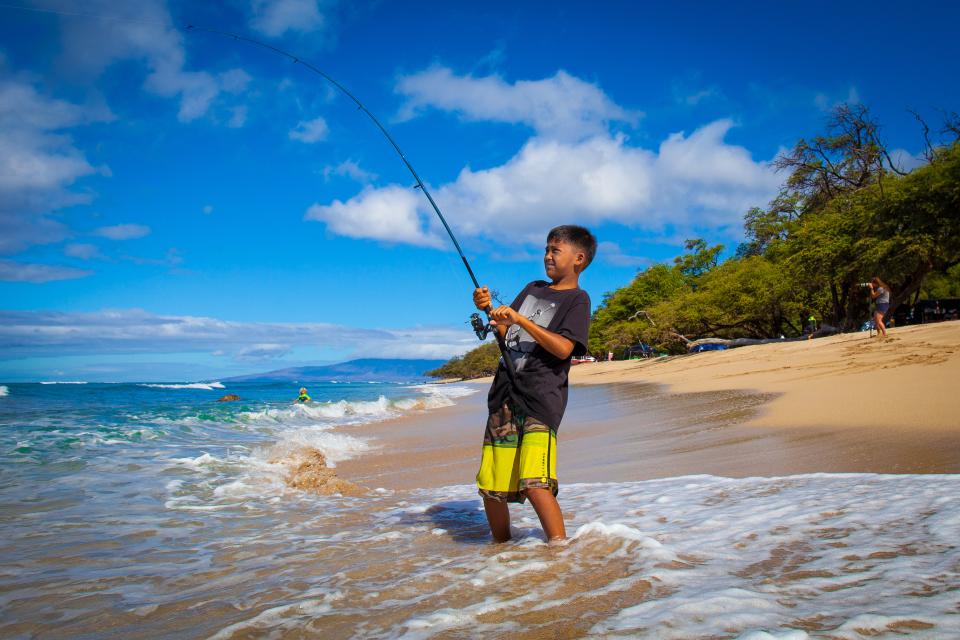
[472,225,596,544]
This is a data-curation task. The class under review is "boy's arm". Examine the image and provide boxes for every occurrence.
[489,306,575,360]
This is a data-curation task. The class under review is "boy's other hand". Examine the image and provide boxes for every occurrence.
[489,305,520,327]
[473,286,492,311]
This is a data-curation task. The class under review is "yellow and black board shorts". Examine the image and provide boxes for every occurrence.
[477,403,558,503]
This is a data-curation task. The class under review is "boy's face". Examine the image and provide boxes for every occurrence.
[543,238,584,281]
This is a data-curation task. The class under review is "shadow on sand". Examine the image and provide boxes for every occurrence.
[400,499,492,545]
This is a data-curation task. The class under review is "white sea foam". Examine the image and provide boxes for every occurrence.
[0,386,7,397]
[139,381,225,390]
[164,383,475,506]
[208,590,345,640]
[38,380,87,385]
[408,383,478,399]
[355,474,960,639]
[171,452,222,469]
[240,384,474,428]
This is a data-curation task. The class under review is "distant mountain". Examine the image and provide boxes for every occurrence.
[224,358,447,383]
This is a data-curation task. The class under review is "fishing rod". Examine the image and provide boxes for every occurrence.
[184,26,528,407]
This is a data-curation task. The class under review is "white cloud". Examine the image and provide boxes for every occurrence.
[305,185,444,247]
[0,74,113,255]
[94,224,151,240]
[237,343,291,362]
[64,243,102,260]
[396,67,640,140]
[250,0,325,37]
[322,159,377,183]
[328,68,777,247]
[597,241,650,268]
[52,0,249,122]
[815,86,860,112]
[203,205,214,214]
[670,74,722,107]
[289,116,329,143]
[227,106,248,128]
[682,88,718,106]
[121,247,183,267]
[220,69,253,94]
[305,120,779,247]
[0,309,474,361]
[0,260,92,283]
[888,148,926,173]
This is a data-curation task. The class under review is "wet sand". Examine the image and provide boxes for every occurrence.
[338,322,960,490]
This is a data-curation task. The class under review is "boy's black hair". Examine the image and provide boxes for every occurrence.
[547,225,597,270]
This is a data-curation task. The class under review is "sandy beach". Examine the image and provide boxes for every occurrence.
[339,321,960,490]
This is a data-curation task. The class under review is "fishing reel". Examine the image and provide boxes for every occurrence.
[470,313,493,341]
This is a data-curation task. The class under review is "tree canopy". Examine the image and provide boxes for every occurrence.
[431,106,960,376]
[589,107,960,356]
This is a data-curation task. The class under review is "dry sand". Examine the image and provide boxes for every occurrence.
[569,321,959,430]
[337,322,960,490]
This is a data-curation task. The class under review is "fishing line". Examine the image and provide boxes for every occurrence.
[0,2,528,407]
[183,26,527,406]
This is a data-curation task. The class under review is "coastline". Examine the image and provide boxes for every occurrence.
[337,322,960,490]
[567,321,959,430]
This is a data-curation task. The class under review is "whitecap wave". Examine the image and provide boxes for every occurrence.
[240,385,474,427]
[0,385,7,397]
[39,380,87,385]
[408,383,479,399]
[139,382,226,390]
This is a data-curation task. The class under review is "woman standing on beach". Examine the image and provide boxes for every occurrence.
[868,277,891,338]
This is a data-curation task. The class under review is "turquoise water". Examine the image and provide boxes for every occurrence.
[1,381,958,638]
[0,380,437,463]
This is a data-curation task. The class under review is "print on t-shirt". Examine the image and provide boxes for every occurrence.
[505,295,558,372]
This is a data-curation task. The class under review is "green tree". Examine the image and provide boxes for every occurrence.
[427,341,500,379]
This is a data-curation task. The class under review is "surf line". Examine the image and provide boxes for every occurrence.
[184,26,529,415]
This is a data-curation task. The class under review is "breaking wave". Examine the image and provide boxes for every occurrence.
[139,381,226,390]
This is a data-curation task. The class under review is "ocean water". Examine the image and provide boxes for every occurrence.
[0,381,958,639]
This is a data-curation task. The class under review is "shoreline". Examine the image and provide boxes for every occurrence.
[336,322,960,491]
[567,321,959,430]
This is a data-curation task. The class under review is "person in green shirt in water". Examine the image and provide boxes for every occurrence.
[295,387,311,403]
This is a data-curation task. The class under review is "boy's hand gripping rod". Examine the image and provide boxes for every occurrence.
[185,26,526,405]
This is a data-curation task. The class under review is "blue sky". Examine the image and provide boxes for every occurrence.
[1,0,958,381]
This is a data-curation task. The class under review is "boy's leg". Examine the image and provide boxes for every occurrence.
[483,497,511,543]
[525,488,566,541]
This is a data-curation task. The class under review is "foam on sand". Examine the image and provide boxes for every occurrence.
[197,472,958,638]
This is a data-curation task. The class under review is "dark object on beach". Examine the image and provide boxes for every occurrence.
[690,343,728,353]
[217,394,241,402]
[626,343,656,359]
[687,324,842,353]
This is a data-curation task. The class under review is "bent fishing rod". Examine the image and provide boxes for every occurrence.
[185,26,527,404]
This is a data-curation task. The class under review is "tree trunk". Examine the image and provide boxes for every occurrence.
[892,262,932,315]
[829,281,842,325]
[843,279,865,330]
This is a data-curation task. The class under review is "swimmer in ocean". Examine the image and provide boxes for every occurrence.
[295,387,311,403]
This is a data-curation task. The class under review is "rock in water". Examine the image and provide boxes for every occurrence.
[217,394,241,402]
[278,448,364,496]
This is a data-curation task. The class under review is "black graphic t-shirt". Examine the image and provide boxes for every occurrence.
[487,280,591,431]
